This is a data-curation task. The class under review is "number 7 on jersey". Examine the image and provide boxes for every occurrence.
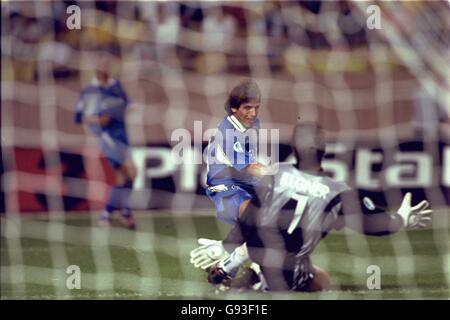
[287,193,309,234]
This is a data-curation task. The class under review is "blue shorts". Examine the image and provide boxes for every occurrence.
[206,185,253,224]
[99,135,131,169]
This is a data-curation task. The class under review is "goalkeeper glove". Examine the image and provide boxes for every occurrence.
[397,192,432,229]
[190,238,229,270]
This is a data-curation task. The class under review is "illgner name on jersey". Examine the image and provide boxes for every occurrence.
[279,171,330,199]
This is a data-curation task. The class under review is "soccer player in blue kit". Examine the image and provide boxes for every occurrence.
[74,51,137,230]
[205,79,266,224]
[193,80,268,277]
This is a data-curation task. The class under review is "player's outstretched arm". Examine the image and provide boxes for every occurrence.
[339,191,432,236]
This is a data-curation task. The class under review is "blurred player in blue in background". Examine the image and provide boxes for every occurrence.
[74,50,136,230]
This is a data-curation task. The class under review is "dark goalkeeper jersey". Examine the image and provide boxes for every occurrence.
[242,163,351,258]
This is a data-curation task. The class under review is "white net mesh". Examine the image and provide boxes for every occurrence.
[1,1,449,299]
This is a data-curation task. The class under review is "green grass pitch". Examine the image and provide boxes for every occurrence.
[1,210,449,299]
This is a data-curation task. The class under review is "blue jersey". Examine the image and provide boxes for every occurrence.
[206,115,261,192]
[74,78,131,168]
[74,78,129,145]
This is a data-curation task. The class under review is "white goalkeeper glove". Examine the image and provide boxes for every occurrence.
[397,193,432,229]
[190,238,229,270]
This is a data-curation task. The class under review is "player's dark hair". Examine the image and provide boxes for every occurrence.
[224,79,261,115]
[292,122,326,169]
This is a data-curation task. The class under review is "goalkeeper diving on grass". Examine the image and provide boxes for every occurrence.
[191,122,432,292]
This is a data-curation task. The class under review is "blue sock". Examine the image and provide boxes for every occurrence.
[121,180,133,217]
[104,185,122,218]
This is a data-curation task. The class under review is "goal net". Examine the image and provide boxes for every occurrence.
[1,0,449,299]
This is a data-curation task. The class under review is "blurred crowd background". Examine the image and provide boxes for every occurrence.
[2,0,449,147]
